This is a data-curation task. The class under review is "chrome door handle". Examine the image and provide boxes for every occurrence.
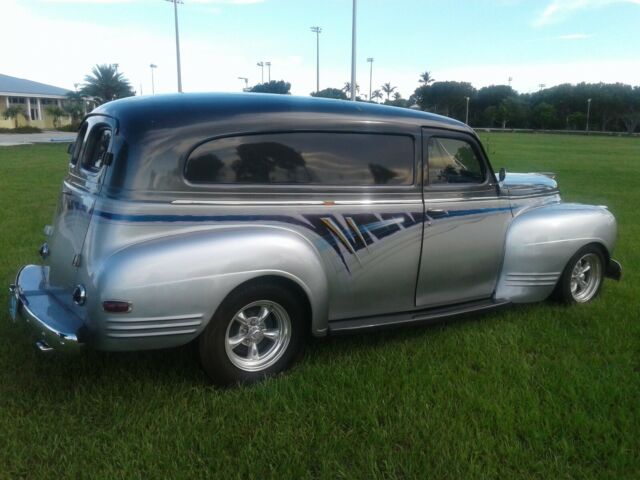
[426,209,449,218]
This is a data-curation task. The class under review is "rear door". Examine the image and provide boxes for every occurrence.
[46,116,113,290]
[415,129,512,308]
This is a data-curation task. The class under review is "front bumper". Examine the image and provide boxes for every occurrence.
[9,265,85,352]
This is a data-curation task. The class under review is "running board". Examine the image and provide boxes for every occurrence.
[328,299,511,334]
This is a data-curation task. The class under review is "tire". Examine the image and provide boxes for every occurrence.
[553,245,605,304]
[199,281,306,386]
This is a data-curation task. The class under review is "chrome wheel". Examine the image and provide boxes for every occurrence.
[570,253,602,303]
[224,300,291,372]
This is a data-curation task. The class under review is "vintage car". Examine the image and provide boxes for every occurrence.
[9,93,621,385]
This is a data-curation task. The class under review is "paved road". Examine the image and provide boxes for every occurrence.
[0,131,75,146]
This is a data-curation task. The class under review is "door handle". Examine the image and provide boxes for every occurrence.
[426,209,449,218]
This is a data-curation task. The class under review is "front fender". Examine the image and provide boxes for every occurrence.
[496,203,617,303]
[89,225,329,351]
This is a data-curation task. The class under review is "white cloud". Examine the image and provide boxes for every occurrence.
[534,0,640,26]
[556,33,591,40]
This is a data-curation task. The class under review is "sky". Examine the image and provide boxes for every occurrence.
[2,0,639,98]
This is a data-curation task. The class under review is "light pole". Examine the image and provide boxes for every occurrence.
[265,62,271,82]
[465,96,470,125]
[367,57,374,101]
[310,26,322,93]
[508,76,513,87]
[165,0,183,93]
[350,0,357,101]
[112,63,119,73]
[586,98,592,133]
[238,76,248,91]
[257,62,264,84]
[150,63,158,94]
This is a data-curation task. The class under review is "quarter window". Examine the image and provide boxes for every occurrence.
[81,126,112,172]
[427,137,484,185]
[185,132,414,186]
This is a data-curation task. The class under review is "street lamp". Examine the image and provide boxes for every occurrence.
[112,63,119,73]
[150,63,158,95]
[586,98,592,133]
[265,62,271,82]
[257,62,264,84]
[508,76,513,87]
[165,0,184,93]
[310,26,322,93]
[367,57,374,101]
[350,0,357,101]
[464,96,470,125]
[238,76,249,91]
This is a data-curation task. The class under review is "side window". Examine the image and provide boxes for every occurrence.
[185,132,414,186]
[81,126,112,172]
[427,137,484,185]
[70,122,88,165]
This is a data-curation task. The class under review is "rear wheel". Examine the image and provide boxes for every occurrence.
[199,282,306,386]
[554,245,605,304]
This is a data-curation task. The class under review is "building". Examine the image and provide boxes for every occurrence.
[0,73,72,129]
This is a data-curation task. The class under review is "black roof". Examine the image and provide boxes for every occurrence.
[94,92,471,134]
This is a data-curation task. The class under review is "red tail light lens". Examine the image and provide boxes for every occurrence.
[102,301,131,313]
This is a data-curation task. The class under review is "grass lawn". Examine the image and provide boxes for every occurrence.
[1,133,638,479]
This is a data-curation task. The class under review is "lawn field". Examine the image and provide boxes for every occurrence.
[0,133,638,479]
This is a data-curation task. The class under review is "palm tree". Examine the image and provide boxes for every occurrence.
[64,92,86,126]
[419,71,435,85]
[393,92,402,101]
[80,64,135,105]
[371,90,383,103]
[2,105,26,129]
[342,82,360,94]
[381,82,397,101]
[45,106,66,129]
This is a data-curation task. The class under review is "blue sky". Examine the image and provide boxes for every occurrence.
[3,0,639,97]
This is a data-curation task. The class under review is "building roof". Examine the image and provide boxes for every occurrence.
[0,73,71,97]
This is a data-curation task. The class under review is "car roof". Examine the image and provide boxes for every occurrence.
[93,92,472,135]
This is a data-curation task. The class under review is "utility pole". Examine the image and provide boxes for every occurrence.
[465,96,470,125]
[310,26,322,93]
[586,98,592,133]
[367,58,374,101]
[257,62,264,84]
[165,0,183,93]
[238,77,248,91]
[150,64,157,94]
[350,0,357,101]
[265,62,271,82]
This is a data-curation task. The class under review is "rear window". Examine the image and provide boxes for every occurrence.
[81,126,112,172]
[185,132,414,186]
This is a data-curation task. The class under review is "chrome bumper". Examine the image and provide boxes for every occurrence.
[9,265,85,352]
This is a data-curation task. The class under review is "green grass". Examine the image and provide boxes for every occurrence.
[1,134,638,479]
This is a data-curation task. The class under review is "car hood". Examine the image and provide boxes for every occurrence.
[501,172,559,198]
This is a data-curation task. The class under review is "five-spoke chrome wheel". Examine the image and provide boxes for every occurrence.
[224,300,291,372]
[570,253,602,303]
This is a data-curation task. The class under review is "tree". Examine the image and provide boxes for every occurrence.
[371,90,383,103]
[381,82,397,101]
[45,105,66,129]
[64,92,86,126]
[80,64,135,105]
[419,71,435,85]
[342,82,360,94]
[311,88,347,100]
[2,105,26,128]
[249,80,291,94]
[531,102,558,129]
[413,81,475,120]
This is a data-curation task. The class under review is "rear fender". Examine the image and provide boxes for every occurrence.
[496,203,617,303]
[89,225,329,351]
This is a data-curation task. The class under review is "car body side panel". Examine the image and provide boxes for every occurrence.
[495,202,617,303]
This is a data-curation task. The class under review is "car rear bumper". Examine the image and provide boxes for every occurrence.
[9,265,85,352]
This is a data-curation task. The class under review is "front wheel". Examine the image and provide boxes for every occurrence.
[554,245,605,304]
[199,282,306,386]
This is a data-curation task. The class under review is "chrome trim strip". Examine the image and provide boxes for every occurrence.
[171,199,423,206]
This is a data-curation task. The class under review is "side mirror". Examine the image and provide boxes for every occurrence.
[67,142,75,154]
[498,167,506,182]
